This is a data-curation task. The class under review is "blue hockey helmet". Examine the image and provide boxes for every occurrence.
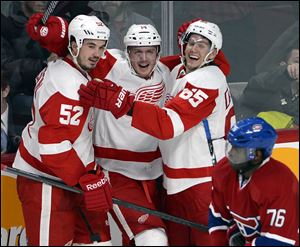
[226,117,278,165]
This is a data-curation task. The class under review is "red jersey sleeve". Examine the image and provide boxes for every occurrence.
[38,92,89,186]
[132,82,218,140]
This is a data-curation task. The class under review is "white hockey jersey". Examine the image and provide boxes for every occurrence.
[132,64,236,194]
[90,49,173,180]
[12,58,95,186]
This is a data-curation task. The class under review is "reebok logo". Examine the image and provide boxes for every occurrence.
[86,177,108,191]
[115,88,127,108]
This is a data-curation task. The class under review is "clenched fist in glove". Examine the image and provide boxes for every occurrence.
[78,169,112,212]
[26,13,69,57]
[79,79,135,119]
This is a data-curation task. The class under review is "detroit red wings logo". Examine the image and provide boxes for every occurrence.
[135,81,165,104]
[88,112,94,132]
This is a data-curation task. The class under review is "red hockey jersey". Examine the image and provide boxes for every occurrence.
[209,157,299,246]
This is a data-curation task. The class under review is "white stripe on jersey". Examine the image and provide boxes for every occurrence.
[163,107,184,137]
[39,140,72,155]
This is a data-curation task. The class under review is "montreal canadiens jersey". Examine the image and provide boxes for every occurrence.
[90,49,173,180]
[208,157,299,246]
[12,58,95,186]
[132,64,236,194]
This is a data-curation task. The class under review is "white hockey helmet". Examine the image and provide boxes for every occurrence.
[124,24,161,49]
[68,15,110,57]
[181,20,222,52]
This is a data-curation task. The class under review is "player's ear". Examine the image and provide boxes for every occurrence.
[70,40,78,55]
[208,48,218,61]
[253,150,263,164]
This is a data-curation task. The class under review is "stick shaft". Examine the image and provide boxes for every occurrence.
[1,164,208,231]
[41,1,59,24]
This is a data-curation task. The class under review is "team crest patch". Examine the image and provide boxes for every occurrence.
[138,214,149,224]
[252,124,262,132]
[135,81,165,104]
[40,26,48,37]
[88,113,94,131]
[230,211,261,237]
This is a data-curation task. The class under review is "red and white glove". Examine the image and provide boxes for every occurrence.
[176,18,230,76]
[26,13,69,57]
[78,79,135,119]
[78,169,112,212]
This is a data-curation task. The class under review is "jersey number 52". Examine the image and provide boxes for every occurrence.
[59,104,83,126]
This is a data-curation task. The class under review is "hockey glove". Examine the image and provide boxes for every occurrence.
[79,79,135,119]
[227,223,246,246]
[26,13,69,57]
[78,169,112,212]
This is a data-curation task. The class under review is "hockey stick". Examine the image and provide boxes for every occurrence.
[41,1,59,25]
[41,1,72,24]
[1,164,209,232]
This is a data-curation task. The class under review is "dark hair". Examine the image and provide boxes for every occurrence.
[1,69,10,90]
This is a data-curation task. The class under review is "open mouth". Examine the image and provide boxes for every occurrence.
[188,54,199,61]
[138,64,150,69]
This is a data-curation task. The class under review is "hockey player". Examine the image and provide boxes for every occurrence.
[12,15,113,246]
[90,24,170,246]
[208,117,299,246]
[78,20,236,245]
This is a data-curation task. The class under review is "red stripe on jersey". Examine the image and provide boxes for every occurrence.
[18,139,56,176]
[19,139,87,186]
[276,129,299,143]
[163,163,213,179]
[90,50,117,80]
[40,148,87,186]
[94,146,161,163]
[225,106,235,139]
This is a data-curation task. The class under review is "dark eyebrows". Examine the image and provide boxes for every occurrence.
[84,40,106,49]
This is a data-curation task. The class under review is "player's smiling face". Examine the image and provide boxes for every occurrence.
[128,46,159,79]
[76,39,106,71]
[184,34,212,72]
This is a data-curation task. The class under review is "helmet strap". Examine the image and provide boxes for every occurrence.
[67,44,89,74]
